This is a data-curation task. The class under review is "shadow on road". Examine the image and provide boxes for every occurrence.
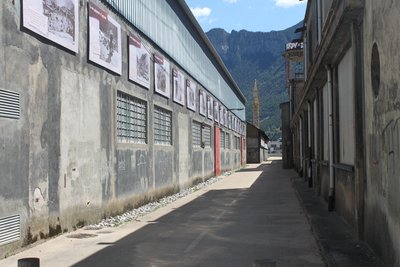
[73,159,323,267]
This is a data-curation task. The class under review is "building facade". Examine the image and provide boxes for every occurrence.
[0,0,246,256]
[246,122,269,163]
[284,0,400,265]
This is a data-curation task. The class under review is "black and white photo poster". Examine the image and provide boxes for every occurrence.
[129,34,150,89]
[154,53,171,98]
[88,1,122,74]
[186,79,196,111]
[207,95,213,120]
[22,0,79,52]
[173,69,185,106]
[214,101,219,123]
[199,89,206,116]
[219,106,224,126]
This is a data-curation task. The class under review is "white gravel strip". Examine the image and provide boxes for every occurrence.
[86,174,231,229]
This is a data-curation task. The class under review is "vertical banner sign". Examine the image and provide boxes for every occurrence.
[186,79,196,111]
[199,89,206,116]
[214,101,219,123]
[129,34,150,89]
[88,1,122,74]
[219,106,224,126]
[22,0,79,52]
[173,69,185,106]
[154,53,171,98]
[207,95,213,120]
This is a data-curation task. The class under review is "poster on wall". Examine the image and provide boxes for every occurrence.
[207,95,213,120]
[154,53,171,98]
[199,89,206,116]
[22,0,79,53]
[219,106,224,126]
[214,101,219,123]
[129,34,150,89]
[88,2,122,74]
[173,69,185,106]
[186,79,196,111]
[224,108,228,127]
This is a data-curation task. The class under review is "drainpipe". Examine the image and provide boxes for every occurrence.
[326,65,335,211]
[307,102,312,187]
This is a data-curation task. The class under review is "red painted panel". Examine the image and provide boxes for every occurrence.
[241,136,245,165]
[214,126,220,176]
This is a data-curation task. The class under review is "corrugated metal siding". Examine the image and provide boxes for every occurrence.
[0,215,20,246]
[102,0,245,120]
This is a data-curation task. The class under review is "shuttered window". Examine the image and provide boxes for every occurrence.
[0,89,20,119]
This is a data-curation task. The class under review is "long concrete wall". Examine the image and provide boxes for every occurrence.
[0,0,244,257]
[363,1,400,265]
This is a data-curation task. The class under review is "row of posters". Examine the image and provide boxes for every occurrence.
[22,0,246,136]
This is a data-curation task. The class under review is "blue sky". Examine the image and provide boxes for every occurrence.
[185,0,307,33]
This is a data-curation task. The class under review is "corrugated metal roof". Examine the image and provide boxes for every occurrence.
[101,0,246,120]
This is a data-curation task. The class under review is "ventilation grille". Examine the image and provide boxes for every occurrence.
[0,89,20,119]
[0,215,21,246]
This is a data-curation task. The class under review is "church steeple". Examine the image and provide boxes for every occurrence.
[252,79,260,127]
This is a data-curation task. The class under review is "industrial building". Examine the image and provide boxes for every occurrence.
[0,0,246,256]
[282,0,400,265]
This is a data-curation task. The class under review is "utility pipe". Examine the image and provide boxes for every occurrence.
[307,101,312,187]
[326,65,335,211]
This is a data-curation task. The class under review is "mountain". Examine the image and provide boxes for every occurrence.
[206,22,303,140]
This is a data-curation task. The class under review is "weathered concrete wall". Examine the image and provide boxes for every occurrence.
[319,165,330,202]
[0,0,244,257]
[334,168,355,230]
[363,1,400,265]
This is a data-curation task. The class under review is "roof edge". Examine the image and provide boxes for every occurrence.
[176,0,247,104]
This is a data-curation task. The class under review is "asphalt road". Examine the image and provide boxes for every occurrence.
[72,159,324,267]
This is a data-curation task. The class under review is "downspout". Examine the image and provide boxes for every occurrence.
[326,65,335,211]
[307,102,312,187]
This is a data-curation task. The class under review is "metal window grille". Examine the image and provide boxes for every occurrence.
[154,106,172,145]
[117,91,147,144]
[225,133,230,149]
[192,121,201,147]
[236,136,240,150]
[202,125,211,148]
[0,89,20,119]
[220,130,225,149]
[0,215,20,246]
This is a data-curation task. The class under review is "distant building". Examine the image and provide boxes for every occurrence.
[0,0,246,257]
[246,122,269,163]
[284,0,400,265]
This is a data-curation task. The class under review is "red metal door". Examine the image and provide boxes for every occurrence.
[214,126,220,176]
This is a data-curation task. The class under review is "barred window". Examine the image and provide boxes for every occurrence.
[220,130,225,149]
[192,121,201,147]
[225,132,230,149]
[202,125,211,148]
[117,91,147,144]
[235,136,240,150]
[154,106,172,145]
